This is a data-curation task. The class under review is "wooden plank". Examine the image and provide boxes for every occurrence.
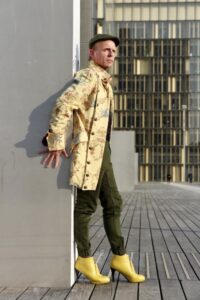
[151,229,168,253]
[94,234,110,253]
[160,280,186,300]
[17,288,49,300]
[184,208,200,226]
[65,283,94,300]
[140,204,150,229]
[92,227,129,255]
[121,227,130,248]
[157,205,180,231]
[89,282,117,300]
[41,288,70,300]
[121,196,133,225]
[139,279,161,300]
[90,227,106,254]
[155,252,177,280]
[70,186,200,300]
[151,201,170,230]
[162,229,182,253]
[0,288,27,300]
[131,208,141,228]
[183,231,200,254]
[90,212,102,226]
[89,225,102,239]
[140,252,158,279]
[126,228,140,252]
[164,204,191,231]
[140,229,154,253]
[114,282,138,300]
[173,231,197,253]
[185,252,200,279]
[170,252,197,280]
[195,231,200,239]
[146,204,160,229]
[122,204,135,229]
[172,204,200,232]
[93,216,103,226]
[182,280,200,300]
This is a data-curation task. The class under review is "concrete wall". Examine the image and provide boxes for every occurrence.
[111,131,138,191]
[0,0,79,287]
[80,0,94,68]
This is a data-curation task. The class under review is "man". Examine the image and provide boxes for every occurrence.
[42,34,145,284]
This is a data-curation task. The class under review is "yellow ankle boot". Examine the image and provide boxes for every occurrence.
[75,256,110,284]
[110,254,145,283]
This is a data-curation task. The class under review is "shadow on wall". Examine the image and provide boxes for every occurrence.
[15,80,74,189]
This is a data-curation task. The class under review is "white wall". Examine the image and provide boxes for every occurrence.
[80,0,94,68]
[0,0,79,287]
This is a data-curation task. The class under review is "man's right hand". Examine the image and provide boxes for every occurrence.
[40,149,68,168]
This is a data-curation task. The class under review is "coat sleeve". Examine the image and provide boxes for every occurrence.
[46,69,97,151]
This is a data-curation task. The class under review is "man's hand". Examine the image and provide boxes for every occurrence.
[40,149,68,168]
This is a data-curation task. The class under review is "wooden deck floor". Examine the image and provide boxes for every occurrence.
[1,183,200,300]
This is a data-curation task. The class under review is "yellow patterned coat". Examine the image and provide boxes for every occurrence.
[46,61,114,190]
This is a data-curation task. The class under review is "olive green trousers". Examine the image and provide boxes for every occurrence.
[74,141,126,257]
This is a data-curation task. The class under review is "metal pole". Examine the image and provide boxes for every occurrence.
[182,105,187,182]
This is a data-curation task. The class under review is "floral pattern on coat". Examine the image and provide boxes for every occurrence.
[46,61,114,190]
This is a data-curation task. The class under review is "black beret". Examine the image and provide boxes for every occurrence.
[89,34,120,48]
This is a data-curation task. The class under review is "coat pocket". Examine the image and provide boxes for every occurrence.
[70,131,88,152]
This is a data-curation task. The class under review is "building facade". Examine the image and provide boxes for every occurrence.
[92,0,200,182]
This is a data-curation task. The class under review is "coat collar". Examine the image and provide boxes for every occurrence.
[89,61,112,86]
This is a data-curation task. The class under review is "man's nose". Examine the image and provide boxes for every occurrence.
[108,50,113,56]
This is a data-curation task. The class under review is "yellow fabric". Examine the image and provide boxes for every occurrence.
[110,254,145,283]
[75,256,110,284]
[47,61,114,190]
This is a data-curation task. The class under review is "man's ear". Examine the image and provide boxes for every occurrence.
[89,48,94,59]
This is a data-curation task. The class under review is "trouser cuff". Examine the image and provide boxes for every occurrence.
[77,248,91,258]
[112,248,126,256]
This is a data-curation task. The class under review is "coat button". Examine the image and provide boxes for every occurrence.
[86,174,89,177]
[84,186,87,189]
[89,146,93,150]
[94,118,98,121]
[87,161,90,164]
[91,132,95,135]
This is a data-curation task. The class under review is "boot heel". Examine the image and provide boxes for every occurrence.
[111,268,115,282]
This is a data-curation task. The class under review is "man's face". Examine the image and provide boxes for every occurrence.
[89,40,117,69]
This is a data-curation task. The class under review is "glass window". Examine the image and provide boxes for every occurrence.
[105,7,114,21]
[115,7,123,21]
[159,6,168,21]
[132,6,141,21]
[171,95,179,110]
[136,113,142,128]
[186,6,195,22]
[168,6,177,21]
[154,113,160,128]
[141,6,150,21]
[150,6,159,21]
[124,7,132,21]
[163,132,171,145]
[177,6,186,21]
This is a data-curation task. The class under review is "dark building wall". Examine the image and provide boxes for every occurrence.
[93,0,200,182]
